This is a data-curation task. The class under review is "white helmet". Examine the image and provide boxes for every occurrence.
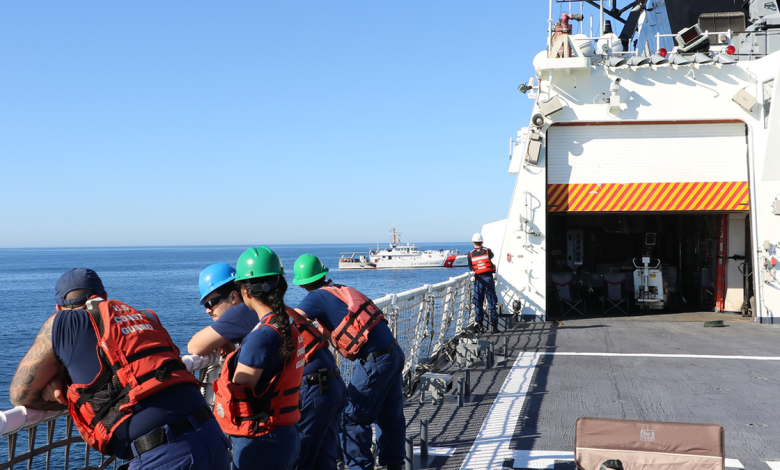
[472,232,483,243]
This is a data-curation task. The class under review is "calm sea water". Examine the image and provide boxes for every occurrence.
[0,243,471,411]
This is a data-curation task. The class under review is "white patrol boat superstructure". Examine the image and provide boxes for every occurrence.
[339,226,467,270]
[485,0,780,323]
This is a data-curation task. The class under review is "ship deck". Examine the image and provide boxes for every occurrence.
[402,312,780,469]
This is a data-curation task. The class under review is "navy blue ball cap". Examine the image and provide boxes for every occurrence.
[55,268,105,306]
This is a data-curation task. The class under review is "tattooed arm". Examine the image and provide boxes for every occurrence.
[9,314,68,411]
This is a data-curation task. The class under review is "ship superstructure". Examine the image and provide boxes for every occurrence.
[340,226,467,269]
[487,0,780,322]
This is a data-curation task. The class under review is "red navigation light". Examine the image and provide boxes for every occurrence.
[658,48,668,57]
[726,45,736,55]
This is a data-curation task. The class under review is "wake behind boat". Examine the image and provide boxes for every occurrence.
[339,227,467,270]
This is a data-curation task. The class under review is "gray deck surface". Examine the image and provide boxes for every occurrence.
[402,312,780,469]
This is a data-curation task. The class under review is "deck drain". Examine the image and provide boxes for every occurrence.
[746,423,768,427]
[704,320,724,327]
[712,387,730,392]
[751,376,769,381]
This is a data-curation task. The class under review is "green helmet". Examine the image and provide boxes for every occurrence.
[292,254,329,285]
[235,246,285,282]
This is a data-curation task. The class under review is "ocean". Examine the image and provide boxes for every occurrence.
[0,243,472,411]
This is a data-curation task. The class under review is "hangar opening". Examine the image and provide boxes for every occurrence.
[544,121,752,317]
[545,212,752,315]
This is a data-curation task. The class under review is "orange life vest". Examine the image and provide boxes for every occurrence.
[321,285,386,360]
[289,309,331,362]
[66,297,198,455]
[212,309,305,437]
[469,248,496,275]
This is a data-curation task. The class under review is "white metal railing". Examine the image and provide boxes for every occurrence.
[0,273,476,469]
[334,272,475,390]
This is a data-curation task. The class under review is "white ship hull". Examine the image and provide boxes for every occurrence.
[369,252,467,269]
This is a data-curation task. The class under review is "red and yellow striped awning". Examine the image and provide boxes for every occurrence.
[547,182,749,212]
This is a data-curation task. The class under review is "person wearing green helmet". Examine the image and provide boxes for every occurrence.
[212,246,305,470]
[289,254,347,470]
[294,254,405,470]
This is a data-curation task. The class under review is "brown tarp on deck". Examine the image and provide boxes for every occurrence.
[575,417,725,470]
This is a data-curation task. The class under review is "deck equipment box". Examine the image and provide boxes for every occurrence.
[575,417,724,470]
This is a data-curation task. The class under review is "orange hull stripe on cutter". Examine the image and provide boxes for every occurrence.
[546,182,750,212]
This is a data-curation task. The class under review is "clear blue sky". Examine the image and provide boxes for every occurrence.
[0,2,552,248]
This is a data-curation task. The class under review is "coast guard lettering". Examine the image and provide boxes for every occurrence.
[66,297,197,454]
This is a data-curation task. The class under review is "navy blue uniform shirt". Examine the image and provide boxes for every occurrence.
[52,306,205,460]
[211,303,258,344]
[296,288,395,356]
[236,316,286,394]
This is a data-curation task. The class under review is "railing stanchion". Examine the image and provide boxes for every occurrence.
[457,377,465,407]
[46,420,55,470]
[465,369,471,396]
[26,427,36,470]
[420,418,429,460]
[405,434,414,470]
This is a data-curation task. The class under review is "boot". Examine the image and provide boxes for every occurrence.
[475,320,485,333]
[491,320,499,334]
[386,464,404,470]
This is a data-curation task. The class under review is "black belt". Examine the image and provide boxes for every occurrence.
[304,368,339,393]
[131,406,212,457]
[358,341,399,362]
[304,368,339,386]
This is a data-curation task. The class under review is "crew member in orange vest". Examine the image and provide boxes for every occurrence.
[212,247,305,470]
[294,254,405,470]
[9,268,230,470]
[468,232,500,333]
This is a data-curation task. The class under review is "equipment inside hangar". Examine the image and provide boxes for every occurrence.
[545,212,753,316]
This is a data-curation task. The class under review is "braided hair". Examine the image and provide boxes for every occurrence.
[239,275,294,359]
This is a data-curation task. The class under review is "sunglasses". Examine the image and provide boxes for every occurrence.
[204,293,227,310]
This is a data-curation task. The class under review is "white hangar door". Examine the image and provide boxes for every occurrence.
[545,121,748,213]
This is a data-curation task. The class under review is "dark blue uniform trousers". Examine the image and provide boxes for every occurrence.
[124,417,230,470]
[297,368,347,470]
[232,424,300,470]
[340,347,406,470]
[472,273,498,323]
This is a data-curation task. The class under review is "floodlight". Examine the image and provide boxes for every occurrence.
[693,53,713,64]
[525,132,543,165]
[670,54,692,65]
[650,53,669,65]
[607,56,628,67]
[675,24,710,53]
[715,53,737,64]
[628,55,651,66]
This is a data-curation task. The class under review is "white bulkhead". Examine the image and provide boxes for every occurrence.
[488,0,780,323]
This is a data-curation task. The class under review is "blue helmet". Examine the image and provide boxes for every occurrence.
[198,263,236,305]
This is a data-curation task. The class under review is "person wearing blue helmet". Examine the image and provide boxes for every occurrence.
[188,263,258,357]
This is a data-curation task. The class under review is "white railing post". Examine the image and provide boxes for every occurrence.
[433,285,454,354]
[406,285,430,373]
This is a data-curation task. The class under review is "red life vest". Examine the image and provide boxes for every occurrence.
[469,248,496,275]
[66,297,198,454]
[322,285,386,360]
[289,309,331,362]
[212,308,305,437]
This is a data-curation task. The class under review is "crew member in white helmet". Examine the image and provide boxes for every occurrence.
[467,232,499,333]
